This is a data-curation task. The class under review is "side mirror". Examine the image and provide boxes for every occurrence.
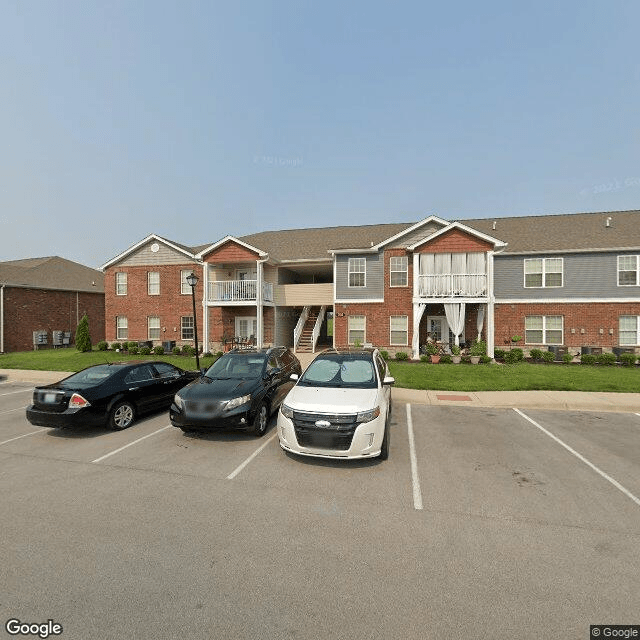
[290,373,299,381]
[200,368,208,376]
[383,376,395,386]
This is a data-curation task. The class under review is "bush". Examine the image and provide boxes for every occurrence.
[140,347,152,355]
[597,352,617,366]
[562,353,574,364]
[494,348,505,360]
[75,313,92,353]
[153,346,165,355]
[379,350,389,361]
[215,351,224,358]
[451,344,461,356]
[511,348,524,361]
[620,353,638,367]
[470,340,487,356]
[395,351,408,361]
[580,354,596,365]
[420,355,429,363]
[128,346,139,355]
[203,351,212,358]
[172,346,181,355]
[182,345,194,356]
[111,342,121,351]
[542,351,555,363]
[121,341,131,351]
[529,348,543,361]
[504,350,522,364]
[440,354,452,364]
[97,341,108,351]
[480,355,491,364]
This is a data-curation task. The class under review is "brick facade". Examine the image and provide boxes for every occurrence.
[203,241,259,263]
[2,286,104,352]
[416,228,493,253]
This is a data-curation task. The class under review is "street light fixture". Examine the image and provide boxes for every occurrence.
[186,272,200,371]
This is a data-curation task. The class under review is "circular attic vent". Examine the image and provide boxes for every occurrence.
[150,243,160,253]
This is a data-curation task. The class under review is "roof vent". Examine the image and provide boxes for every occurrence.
[492,221,497,230]
[606,216,612,228]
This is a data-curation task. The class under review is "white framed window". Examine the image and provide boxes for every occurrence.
[115,272,127,296]
[235,316,257,339]
[619,316,640,345]
[116,316,128,340]
[524,258,563,288]
[348,258,366,287]
[181,317,194,341]
[390,256,408,287]
[148,271,160,295]
[181,270,193,294]
[525,315,563,345]
[148,316,160,340]
[348,315,366,345]
[617,255,639,286]
[390,315,408,345]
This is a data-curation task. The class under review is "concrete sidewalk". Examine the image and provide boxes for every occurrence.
[2,367,639,414]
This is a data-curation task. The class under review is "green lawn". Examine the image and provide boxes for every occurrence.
[0,348,217,373]
[388,361,640,393]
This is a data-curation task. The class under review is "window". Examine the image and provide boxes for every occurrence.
[524,258,563,288]
[619,316,640,345]
[116,316,128,340]
[148,316,160,340]
[618,256,639,286]
[148,271,160,295]
[181,270,193,294]
[390,315,408,345]
[181,317,194,341]
[348,258,366,287]
[525,315,563,344]
[115,272,127,296]
[348,315,366,345]
[390,256,408,287]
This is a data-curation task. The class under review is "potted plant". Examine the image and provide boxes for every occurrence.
[426,342,440,364]
[469,339,486,364]
[451,344,462,364]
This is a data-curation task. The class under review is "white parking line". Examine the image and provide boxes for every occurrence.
[514,408,640,508]
[0,388,33,397]
[92,425,172,463]
[406,404,423,510]
[227,433,278,480]
[0,428,51,446]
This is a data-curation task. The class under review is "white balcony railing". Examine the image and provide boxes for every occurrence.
[418,274,487,298]
[208,280,274,303]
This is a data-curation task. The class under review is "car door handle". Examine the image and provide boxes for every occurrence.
[129,387,139,391]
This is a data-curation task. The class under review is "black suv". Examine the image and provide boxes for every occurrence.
[170,346,302,436]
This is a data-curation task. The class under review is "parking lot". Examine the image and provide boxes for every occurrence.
[1,379,639,640]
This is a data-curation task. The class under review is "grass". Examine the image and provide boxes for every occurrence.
[388,361,640,393]
[0,348,218,373]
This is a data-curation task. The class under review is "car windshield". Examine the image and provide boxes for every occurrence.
[204,353,266,380]
[298,355,377,389]
[60,365,118,388]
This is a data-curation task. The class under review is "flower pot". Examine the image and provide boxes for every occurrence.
[451,355,461,364]
[430,355,441,364]
[470,356,481,364]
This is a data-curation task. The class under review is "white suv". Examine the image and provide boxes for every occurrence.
[277,349,394,460]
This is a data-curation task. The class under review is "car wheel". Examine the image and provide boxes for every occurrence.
[250,402,269,437]
[109,401,135,430]
[379,420,390,460]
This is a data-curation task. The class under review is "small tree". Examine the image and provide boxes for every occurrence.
[75,314,92,352]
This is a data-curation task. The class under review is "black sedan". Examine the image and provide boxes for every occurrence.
[26,362,199,430]
[170,347,302,437]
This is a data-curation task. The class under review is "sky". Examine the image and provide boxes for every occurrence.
[1,0,639,269]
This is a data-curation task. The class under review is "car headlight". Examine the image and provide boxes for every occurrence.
[281,403,294,419]
[173,394,184,410]
[225,394,251,411]
[356,406,381,423]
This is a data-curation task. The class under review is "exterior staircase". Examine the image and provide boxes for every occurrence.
[295,307,320,353]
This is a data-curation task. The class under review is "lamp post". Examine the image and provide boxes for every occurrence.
[186,272,201,371]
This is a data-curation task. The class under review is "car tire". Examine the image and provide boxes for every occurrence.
[250,402,269,437]
[379,419,390,460]
[109,401,135,430]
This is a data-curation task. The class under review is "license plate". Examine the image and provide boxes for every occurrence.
[44,393,58,403]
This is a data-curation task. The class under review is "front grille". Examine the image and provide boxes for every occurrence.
[185,400,224,416]
[292,411,358,451]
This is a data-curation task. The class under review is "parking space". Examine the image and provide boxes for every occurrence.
[1,390,639,639]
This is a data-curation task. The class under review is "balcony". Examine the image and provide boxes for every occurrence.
[207,280,274,304]
[418,274,487,298]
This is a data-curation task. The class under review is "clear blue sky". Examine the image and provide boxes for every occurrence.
[2,0,639,268]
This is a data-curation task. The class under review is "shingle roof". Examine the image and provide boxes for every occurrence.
[462,209,640,254]
[0,257,104,293]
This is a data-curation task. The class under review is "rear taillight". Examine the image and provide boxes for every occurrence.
[69,393,91,408]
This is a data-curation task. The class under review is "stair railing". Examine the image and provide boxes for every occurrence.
[311,306,326,353]
[293,306,310,353]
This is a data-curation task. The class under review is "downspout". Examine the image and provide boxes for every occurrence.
[1,284,4,353]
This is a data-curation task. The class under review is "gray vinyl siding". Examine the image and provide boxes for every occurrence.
[335,253,384,300]
[387,223,443,249]
[120,241,198,266]
[494,252,640,299]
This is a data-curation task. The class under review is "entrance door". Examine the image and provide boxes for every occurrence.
[427,316,448,343]
[235,317,257,340]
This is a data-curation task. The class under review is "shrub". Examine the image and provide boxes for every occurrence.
[203,351,212,358]
[440,354,452,364]
[470,340,487,356]
[504,350,521,364]
[97,341,108,351]
[562,353,574,364]
[480,355,491,364]
[139,347,152,355]
[580,354,596,365]
[172,346,181,355]
[620,353,638,367]
[379,350,389,361]
[215,351,224,358]
[153,346,165,355]
[597,352,617,366]
[75,313,92,352]
[511,348,524,361]
[451,344,461,356]
[420,355,429,363]
[542,351,555,363]
[529,348,543,361]
[182,345,194,356]
[395,351,408,361]
[111,342,121,351]
[121,341,131,351]
[494,348,505,360]
[128,346,139,355]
